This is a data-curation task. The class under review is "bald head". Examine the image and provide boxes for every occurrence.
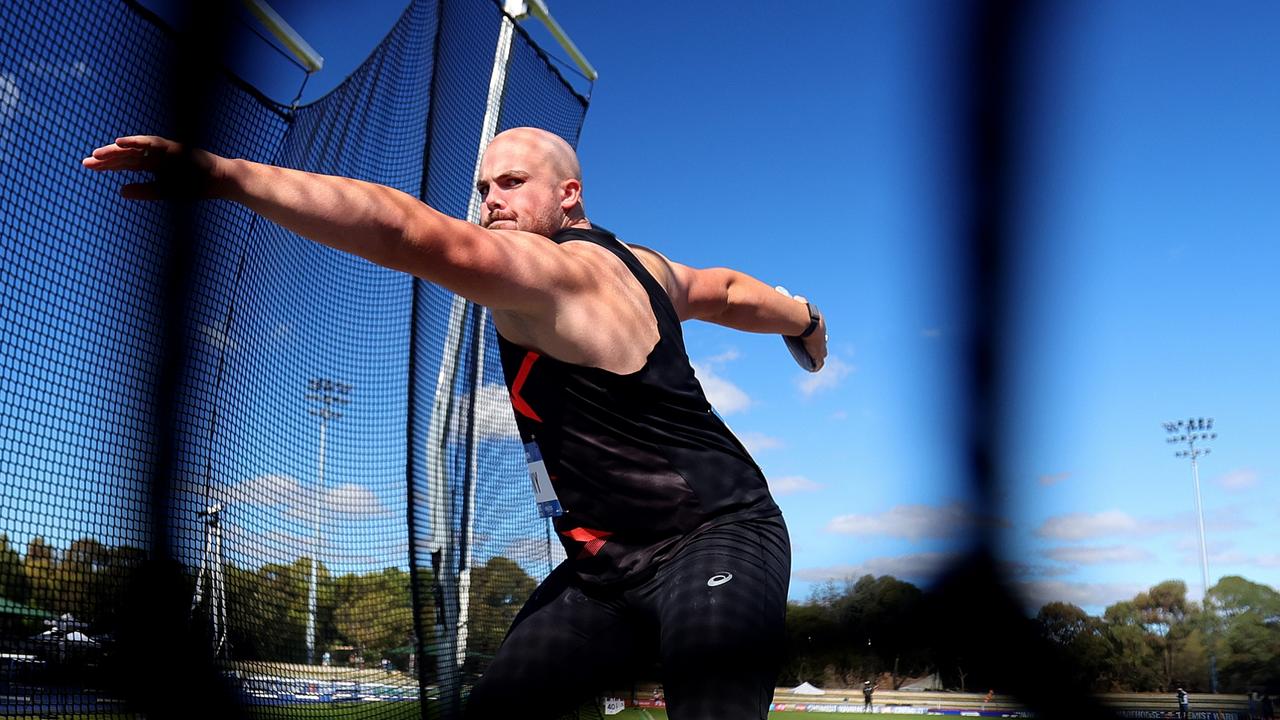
[477,127,588,236]
[487,127,581,183]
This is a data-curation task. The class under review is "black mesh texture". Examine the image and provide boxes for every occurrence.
[0,0,588,717]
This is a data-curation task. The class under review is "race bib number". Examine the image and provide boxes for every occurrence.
[524,441,563,517]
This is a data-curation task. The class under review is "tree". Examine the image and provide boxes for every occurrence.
[835,575,929,688]
[0,534,31,605]
[1103,600,1163,691]
[1037,602,1091,645]
[464,557,536,671]
[333,567,414,662]
[1036,602,1111,691]
[57,538,110,623]
[23,537,59,612]
[1133,580,1198,690]
[225,558,318,662]
[780,601,839,686]
[1208,576,1280,692]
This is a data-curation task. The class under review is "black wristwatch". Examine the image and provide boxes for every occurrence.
[796,302,820,338]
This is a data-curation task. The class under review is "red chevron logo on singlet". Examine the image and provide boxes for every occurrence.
[510,350,542,422]
[562,526,612,558]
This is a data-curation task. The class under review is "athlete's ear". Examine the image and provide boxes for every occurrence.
[559,177,582,212]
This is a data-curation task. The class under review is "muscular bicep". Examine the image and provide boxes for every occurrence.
[401,221,592,314]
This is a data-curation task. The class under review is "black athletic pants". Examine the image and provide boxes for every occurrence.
[464,515,791,720]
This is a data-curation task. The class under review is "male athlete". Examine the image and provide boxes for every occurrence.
[84,127,828,719]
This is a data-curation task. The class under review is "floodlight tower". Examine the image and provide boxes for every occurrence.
[306,378,352,665]
[1163,416,1217,692]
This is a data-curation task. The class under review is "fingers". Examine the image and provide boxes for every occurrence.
[115,135,172,152]
[805,342,827,372]
[83,136,175,172]
[82,143,148,172]
[773,283,803,302]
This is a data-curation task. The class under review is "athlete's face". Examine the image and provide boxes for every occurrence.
[477,129,581,237]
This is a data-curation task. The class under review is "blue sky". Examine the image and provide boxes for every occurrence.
[15,0,1274,615]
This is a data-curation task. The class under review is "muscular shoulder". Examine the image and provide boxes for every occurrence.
[494,239,659,373]
[625,244,683,311]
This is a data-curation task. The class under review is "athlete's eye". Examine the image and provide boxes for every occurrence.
[476,183,489,198]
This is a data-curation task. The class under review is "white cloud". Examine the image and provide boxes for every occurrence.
[798,355,853,397]
[769,475,823,496]
[1215,469,1259,492]
[226,472,390,520]
[198,323,236,352]
[229,473,303,508]
[1255,554,1280,568]
[830,410,848,421]
[24,59,91,82]
[1038,472,1071,487]
[1012,580,1147,613]
[323,483,388,516]
[1173,537,1233,554]
[1172,536,1248,567]
[999,560,1073,579]
[0,73,19,165]
[223,525,311,568]
[793,552,957,585]
[825,502,1005,540]
[739,432,782,454]
[1035,510,1146,540]
[705,348,740,364]
[1042,545,1154,565]
[1204,505,1255,533]
[448,383,520,440]
[691,361,751,415]
[0,73,19,125]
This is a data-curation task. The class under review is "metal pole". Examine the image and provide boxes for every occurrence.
[1190,455,1218,693]
[430,10,517,713]
[212,508,226,657]
[1164,417,1218,693]
[306,379,350,665]
[306,414,326,665]
[241,0,324,72]
[1190,456,1210,604]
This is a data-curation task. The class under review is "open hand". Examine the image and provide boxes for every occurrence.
[82,135,226,200]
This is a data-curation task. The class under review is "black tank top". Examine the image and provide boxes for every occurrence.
[496,227,780,586]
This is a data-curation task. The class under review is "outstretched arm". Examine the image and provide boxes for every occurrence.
[629,245,828,371]
[82,136,589,314]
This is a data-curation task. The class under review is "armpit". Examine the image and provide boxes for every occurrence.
[625,244,680,301]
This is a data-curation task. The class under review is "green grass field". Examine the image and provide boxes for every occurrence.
[0,706,879,720]
[613,711,877,720]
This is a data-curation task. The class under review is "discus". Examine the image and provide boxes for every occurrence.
[775,286,820,372]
